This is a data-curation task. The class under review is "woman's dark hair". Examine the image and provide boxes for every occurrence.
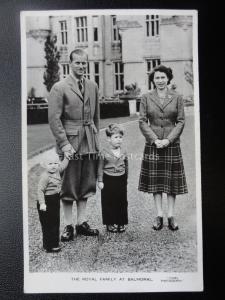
[149,65,173,86]
[105,124,124,137]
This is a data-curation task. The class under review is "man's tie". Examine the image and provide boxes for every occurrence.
[78,80,84,95]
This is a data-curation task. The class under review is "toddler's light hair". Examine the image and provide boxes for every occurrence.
[40,149,59,168]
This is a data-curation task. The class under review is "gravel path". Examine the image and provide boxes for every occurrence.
[28,112,197,273]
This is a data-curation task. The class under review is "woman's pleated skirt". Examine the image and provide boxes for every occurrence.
[138,143,188,195]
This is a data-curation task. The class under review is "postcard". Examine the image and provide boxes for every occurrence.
[21,9,202,293]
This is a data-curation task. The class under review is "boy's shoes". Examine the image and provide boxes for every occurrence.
[117,225,126,233]
[168,217,179,231]
[106,225,118,233]
[153,216,163,230]
[76,222,99,236]
[61,224,74,242]
[44,246,62,253]
[106,225,126,233]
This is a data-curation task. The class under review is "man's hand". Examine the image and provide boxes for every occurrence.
[40,203,47,211]
[62,144,76,159]
[97,182,104,190]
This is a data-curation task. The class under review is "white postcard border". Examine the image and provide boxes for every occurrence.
[21,9,203,293]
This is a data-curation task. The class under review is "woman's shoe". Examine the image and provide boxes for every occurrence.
[118,225,126,233]
[152,216,163,230]
[168,217,179,231]
[106,225,118,233]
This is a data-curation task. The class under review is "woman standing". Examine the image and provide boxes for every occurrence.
[138,65,188,231]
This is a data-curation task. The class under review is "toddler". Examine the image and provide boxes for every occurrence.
[37,151,69,252]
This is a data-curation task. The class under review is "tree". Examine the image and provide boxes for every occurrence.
[43,35,61,92]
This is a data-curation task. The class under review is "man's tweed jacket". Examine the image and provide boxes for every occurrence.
[48,74,100,155]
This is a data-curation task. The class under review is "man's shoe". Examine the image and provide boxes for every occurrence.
[61,225,74,242]
[152,216,163,230]
[76,222,99,236]
[168,217,179,231]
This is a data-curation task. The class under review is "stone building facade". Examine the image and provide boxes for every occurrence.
[26,14,193,99]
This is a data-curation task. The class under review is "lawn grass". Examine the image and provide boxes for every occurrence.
[27,115,138,158]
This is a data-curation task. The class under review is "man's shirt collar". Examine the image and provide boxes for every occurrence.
[70,72,84,84]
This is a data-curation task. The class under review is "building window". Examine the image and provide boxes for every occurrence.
[59,21,68,45]
[75,16,88,42]
[147,59,161,90]
[114,62,124,92]
[146,15,159,37]
[93,16,99,42]
[61,63,70,78]
[94,62,100,87]
[84,62,90,79]
[112,15,120,41]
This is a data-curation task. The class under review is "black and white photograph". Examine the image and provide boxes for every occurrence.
[21,9,202,293]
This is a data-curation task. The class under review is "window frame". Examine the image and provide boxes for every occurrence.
[146,58,161,90]
[75,16,88,43]
[83,62,90,79]
[59,20,68,45]
[111,15,120,42]
[92,16,99,42]
[61,63,70,78]
[94,62,100,87]
[114,61,124,92]
[146,15,160,37]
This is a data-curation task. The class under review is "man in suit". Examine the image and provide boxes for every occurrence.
[48,48,100,241]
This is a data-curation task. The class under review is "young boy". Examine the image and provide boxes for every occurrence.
[98,124,128,233]
[37,151,69,252]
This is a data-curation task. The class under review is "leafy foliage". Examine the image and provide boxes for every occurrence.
[43,35,61,92]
